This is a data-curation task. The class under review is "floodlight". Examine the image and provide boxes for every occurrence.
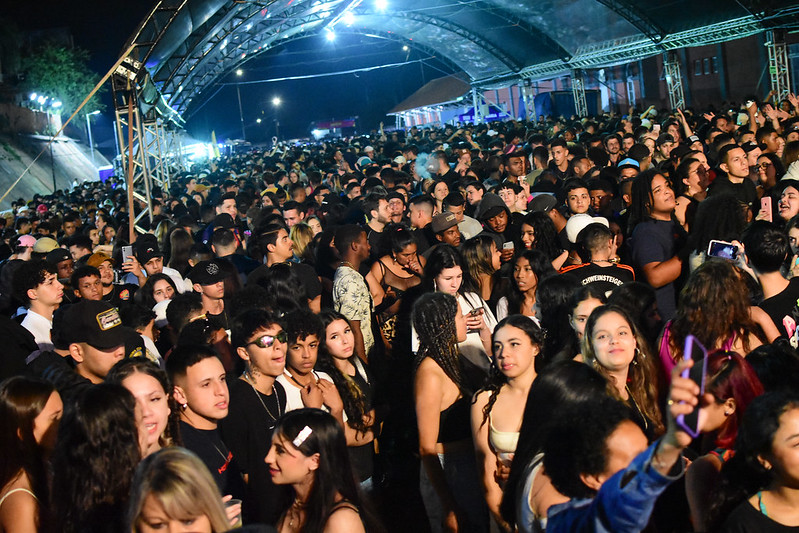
[51,100,62,108]
[30,93,37,101]
[256,118,262,123]
[325,30,336,41]
[375,0,388,11]
[272,97,282,106]
[402,45,409,51]
[236,69,244,76]
[343,11,355,25]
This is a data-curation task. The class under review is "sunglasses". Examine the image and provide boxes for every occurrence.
[248,331,287,348]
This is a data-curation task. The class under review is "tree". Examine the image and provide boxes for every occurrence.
[20,43,105,121]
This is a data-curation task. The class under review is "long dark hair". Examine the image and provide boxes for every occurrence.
[413,292,471,395]
[316,310,372,434]
[476,315,544,427]
[135,273,177,310]
[51,383,142,533]
[106,358,182,447]
[707,391,799,532]
[500,361,610,527]
[506,249,555,315]
[0,377,55,525]
[273,408,381,533]
[421,243,479,294]
[520,211,564,261]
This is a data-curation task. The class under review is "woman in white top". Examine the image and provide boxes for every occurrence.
[0,377,63,533]
[415,244,496,373]
[471,315,543,530]
[499,361,609,533]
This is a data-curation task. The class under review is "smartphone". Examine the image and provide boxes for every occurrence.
[121,245,134,263]
[503,241,515,250]
[707,239,737,261]
[676,335,708,438]
[761,197,773,222]
[653,124,661,133]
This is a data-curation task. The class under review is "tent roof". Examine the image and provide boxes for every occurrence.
[388,74,471,114]
[119,0,799,117]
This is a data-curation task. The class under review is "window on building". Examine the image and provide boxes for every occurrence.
[712,56,719,74]
[695,59,703,76]
[704,58,711,75]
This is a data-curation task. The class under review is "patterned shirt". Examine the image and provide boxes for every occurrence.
[333,265,374,354]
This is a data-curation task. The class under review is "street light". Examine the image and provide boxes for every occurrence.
[235,70,246,140]
[271,96,281,106]
[85,110,100,166]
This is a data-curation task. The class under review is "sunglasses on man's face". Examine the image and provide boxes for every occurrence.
[247,331,287,348]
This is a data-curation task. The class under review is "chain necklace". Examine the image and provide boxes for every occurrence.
[625,385,649,432]
[242,370,282,423]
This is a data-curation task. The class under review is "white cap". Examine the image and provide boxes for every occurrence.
[566,214,609,244]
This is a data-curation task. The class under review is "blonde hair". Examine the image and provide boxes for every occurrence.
[290,222,314,259]
[127,447,230,532]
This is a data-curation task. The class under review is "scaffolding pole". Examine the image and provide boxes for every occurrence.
[766,29,791,103]
[471,87,484,124]
[572,70,588,117]
[663,52,686,110]
[115,104,154,234]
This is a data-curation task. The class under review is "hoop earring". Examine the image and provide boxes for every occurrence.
[632,347,641,365]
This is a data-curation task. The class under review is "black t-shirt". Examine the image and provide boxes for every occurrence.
[560,262,636,296]
[102,283,137,306]
[178,421,246,501]
[219,378,289,525]
[708,175,759,210]
[346,368,375,482]
[631,219,681,320]
[246,262,322,301]
[721,498,799,532]
[759,278,799,339]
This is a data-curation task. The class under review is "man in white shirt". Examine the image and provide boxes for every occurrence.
[13,259,64,351]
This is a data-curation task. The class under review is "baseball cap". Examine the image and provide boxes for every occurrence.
[617,158,640,170]
[86,252,114,268]
[16,235,36,248]
[60,300,130,349]
[135,241,163,265]
[656,133,675,147]
[527,194,558,213]
[431,212,458,233]
[45,248,71,265]
[188,259,228,286]
[566,214,609,244]
[32,237,59,254]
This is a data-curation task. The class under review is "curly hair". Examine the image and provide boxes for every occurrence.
[317,310,372,435]
[412,292,470,395]
[582,305,665,437]
[51,383,142,533]
[505,249,556,316]
[669,260,765,360]
[477,315,544,427]
[520,211,564,261]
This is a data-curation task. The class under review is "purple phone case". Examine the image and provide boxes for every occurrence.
[675,335,708,438]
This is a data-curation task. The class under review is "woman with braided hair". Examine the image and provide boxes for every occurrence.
[471,315,543,530]
[413,292,488,533]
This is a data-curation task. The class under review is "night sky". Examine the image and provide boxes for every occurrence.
[4,1,453,150]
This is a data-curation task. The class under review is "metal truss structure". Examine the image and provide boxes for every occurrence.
[766,29,792,103]
[663,52,685,110]
[572,71,588,117]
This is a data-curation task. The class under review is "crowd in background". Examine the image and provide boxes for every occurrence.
[3,95,799,532]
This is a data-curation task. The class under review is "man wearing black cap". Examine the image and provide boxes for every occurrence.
[123,238,188,292]
[189,259,229,329]
[476,192,519,264]
[63,300,127,384]
[653,134,676,166]
[45,247,74,283]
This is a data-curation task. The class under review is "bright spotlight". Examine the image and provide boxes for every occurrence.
[30,93,37,101]
[256,118,262,124]
[325,30,336,41]
[272,97,281,106]
[37,96,46,105]
[343,11,355,25]
[402,45,409,51]
[236,68,243,76]
[51,100,62,108]
[375,0,388,11]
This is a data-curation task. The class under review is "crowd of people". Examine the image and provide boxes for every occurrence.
[3,95,799,533]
